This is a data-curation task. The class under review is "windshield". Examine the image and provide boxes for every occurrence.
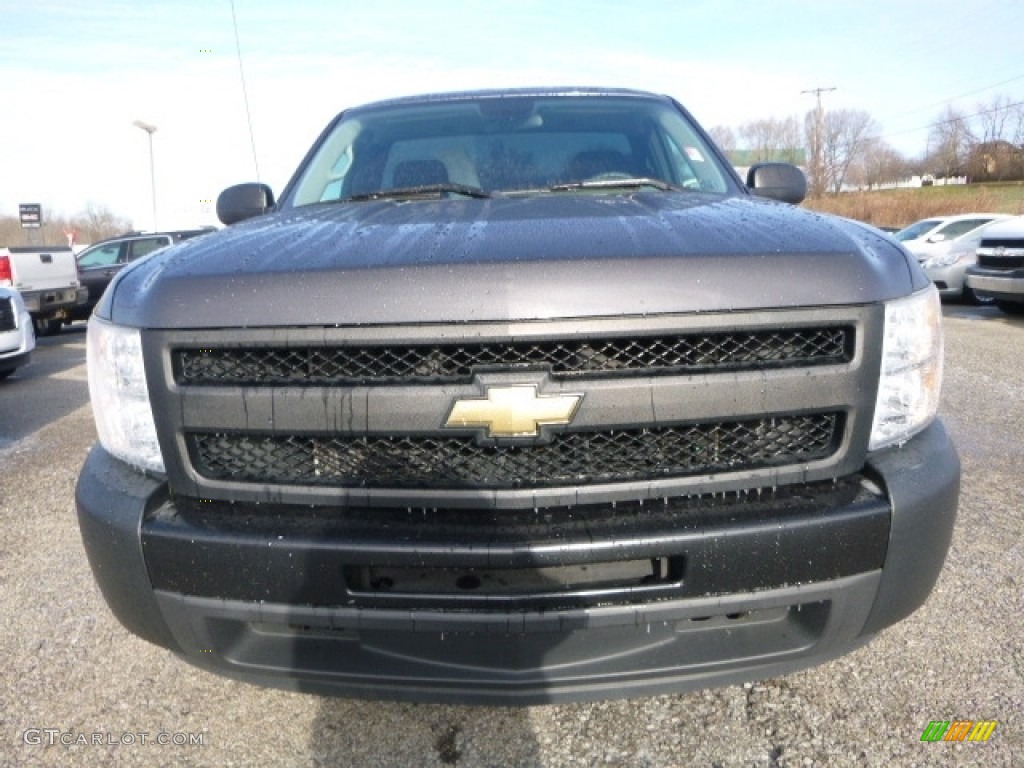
[930,218,997,240]
[893,219,942,242]
[287,94,735,206]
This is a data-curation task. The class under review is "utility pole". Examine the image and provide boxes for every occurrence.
[801,87,836,196]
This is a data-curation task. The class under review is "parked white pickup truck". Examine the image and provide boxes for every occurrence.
[0,245,85,335]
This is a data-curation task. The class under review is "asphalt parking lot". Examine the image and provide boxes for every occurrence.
[1,307,1021,767]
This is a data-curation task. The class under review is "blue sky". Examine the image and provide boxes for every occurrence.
[2,0,1023,231]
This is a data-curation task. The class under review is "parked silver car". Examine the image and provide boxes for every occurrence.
[0,286,36,380]
[894,213,1006,250]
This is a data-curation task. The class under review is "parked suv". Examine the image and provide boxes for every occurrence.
[71,229,215,322]
[965,216,1024,314]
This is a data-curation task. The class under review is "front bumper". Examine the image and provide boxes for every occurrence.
[923,262,967,296]
[966,268,1024,302]
[0,309,36,371]
[76,420,959,705]
[0,349,31,373]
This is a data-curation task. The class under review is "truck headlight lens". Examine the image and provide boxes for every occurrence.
[86,317,165,473]
[869,286,943,451]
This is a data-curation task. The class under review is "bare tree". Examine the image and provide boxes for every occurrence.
[70,203,132,244]
[975,94,1016,144]
[925,106,975,178]
[677,92,1024,192]
[707,125,737,153]
[977,96,1024,180]
[738,117,803,164]
[1011,101,1024,147]
[848,138,909,189]
[809,108,879,194]
[0,203,131,248]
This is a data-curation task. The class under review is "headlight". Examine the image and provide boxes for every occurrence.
[923,252,962,269]
[86,317,164,473]
[869,286,943,451]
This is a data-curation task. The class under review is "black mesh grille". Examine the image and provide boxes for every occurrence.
[187,413,840,490]
[978,253,1024,269]
[0,298,14,332]
[174,328,851,386]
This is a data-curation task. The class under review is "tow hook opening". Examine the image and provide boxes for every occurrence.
[345,556,684,600]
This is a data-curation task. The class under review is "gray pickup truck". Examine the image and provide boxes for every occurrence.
[76,87,959,705]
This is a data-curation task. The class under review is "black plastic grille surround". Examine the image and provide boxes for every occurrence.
[978,239,1024,249]
[977,250,1024,270]
[174,327,851,386]
[187,413,841,490]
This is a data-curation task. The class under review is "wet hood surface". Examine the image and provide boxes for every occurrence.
[105,191,922,328]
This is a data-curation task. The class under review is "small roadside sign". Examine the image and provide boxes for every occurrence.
[19,203,42,228]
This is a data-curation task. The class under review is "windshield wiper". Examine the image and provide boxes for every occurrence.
[339,183,491,202]
[548,177,677,193]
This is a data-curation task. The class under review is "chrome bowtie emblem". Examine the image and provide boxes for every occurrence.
[444,385,582,438]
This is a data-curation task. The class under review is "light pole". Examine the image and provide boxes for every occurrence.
[133,120,158,230]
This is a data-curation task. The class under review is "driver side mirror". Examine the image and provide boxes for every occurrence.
[746,163,806,204]
[217,183,276,225]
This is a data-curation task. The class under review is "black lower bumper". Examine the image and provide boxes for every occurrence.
[76,420,959,704]
[0,349,31,373]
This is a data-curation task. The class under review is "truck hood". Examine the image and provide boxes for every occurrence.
[104,191,925,328]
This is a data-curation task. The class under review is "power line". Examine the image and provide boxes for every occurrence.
[231,0,260,182]
[885,72,1024,123]
[880,98,1024,142]
[874,0,1017,70]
